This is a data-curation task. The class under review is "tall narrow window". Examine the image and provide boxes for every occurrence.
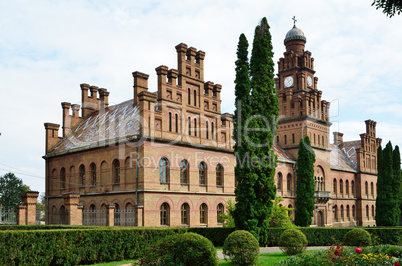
[351,180,355,196]
[340,179,343,194]
[199,162,207,185]
[333,179,337,194]
[352,205,356,219]
[175,114,178,133]
[370,182,374,197]
[194,118,197,136]
[216,164,223,186]
[211,122,214,140]
[200,203,208,224]
[371,205,375,219]
[346,180,349,195]
[365,181,368,196]
[60,168,66,189]
[287,174,292,194]
[277,172,283,191]
[169,112,172,132]
[180,160,189,184]
[284,135,287,145]
[194,90,196,106]
[79,164,86,186]
[341,205,344,220]
[113,159,120,184]
[292,134,295,143]
[366,205,369,219]
[347,205,350,220]
[322,136,324,146]
[217,203,224,224]
[334,205,338,221]
[90,163,96,186]
[181,203,190,226]
[206,121,209,139]
[159,158,169,184]
[188,117,191,135]
[188,88,191,105]
[160,203,170,226]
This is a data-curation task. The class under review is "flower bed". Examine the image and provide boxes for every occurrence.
[276,244,402,265]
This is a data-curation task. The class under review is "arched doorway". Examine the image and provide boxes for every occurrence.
[317,210,325,227]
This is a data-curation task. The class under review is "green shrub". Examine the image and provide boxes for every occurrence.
[137,232,218,266]
[222,230,259,265]
[384,245,402,258]
[278,229,308,255]
[344,228,372,247]
[187,227,235,246]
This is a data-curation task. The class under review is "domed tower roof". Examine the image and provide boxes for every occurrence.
[284,25,306,45]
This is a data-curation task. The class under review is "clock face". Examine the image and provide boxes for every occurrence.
[307,76,313,87]
[284,76,293,87]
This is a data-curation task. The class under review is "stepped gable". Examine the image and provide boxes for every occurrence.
[50,99,140,154]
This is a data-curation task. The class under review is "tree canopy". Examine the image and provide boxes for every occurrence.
[0,172,30,207]
[372,0,402,17]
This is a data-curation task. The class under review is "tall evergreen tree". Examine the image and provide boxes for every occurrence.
[233,34,256,233]
[237,17,279,243]
[392,145,401,225]
[376,141,398,226]
[294,136,316,227]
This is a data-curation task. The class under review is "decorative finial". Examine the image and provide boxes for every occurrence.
[292,16,297,27]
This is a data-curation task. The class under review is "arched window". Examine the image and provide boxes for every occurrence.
[351,180,355,196]
[211,122,214,140]
[90,163,96,186]
[159,158,169,184]
[318,134,320,145]
[69,166,75,189]
[194,90,196,106]
[372,205,375,219]
[199,162,207,185]
[365,181,368,196]
[113,159,120,184]
[188,88,191,105]
[287,204,293,220]
[277,172,283,191]
[292,134,295,144]
[79,164,86,186]
[322,136,324,146]
[216,164,223,186]
[340,179,343,194]
[366,205,369,219]
[346,205,350,220]
[180,160,189,184]
[334,205,338,221]
[60,205,67,225]
[181,203,190,226]
[346,180,349,196]
[160,203,170,226]
[314,134,316,144]
[206,121,209,139]
[194,118,197,136]
[188,117,191,135]
[333,179,337,194]
[114,203,120,226]
[276,135,279,143]
[284,135,287,145]
[217,203,224,224]
[200,203,208,224]
[370,182,374,197]
[341,205,344,220]
[175,114,178,133]
[169,112,172,132]
[287,173,292,195]
[60,167,66,189]
[352,205,356,220]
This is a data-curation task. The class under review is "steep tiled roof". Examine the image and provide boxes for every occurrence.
[273,142,295,162]
[329,143,357,171]
[51,100,140,153]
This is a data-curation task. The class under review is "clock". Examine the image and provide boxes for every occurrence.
[307,76,313,87]
[284,76,293,87]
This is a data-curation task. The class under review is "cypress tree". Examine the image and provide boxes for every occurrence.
[376,141,396,226]
[294,136,316,227]
[392,145,401,225]
[233,34,256,233]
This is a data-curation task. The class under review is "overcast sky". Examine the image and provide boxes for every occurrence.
[1,0,401,193]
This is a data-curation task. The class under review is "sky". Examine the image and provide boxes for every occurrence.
[0,0,401,194]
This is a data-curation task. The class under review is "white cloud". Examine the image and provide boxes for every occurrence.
[0,0,401,192]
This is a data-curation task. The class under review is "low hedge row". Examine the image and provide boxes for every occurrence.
[0,227,186,266]
[0,226,400,265]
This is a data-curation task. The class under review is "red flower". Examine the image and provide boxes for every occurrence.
[394,261,400,266]
[355,248,362,254]
[334,249,339,256]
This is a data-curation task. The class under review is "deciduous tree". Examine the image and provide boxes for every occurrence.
[0,172,29,207]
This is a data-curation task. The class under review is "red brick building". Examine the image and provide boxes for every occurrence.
[44,25,381,227]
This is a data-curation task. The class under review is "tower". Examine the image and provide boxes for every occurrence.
[274,22,331,160]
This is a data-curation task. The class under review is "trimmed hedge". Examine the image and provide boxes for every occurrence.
[187,227,235,246]
[0,227,186,266]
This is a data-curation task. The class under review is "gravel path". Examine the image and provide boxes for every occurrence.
[217,246,330,259]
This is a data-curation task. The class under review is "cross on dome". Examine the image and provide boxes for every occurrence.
[292,16,297,27]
